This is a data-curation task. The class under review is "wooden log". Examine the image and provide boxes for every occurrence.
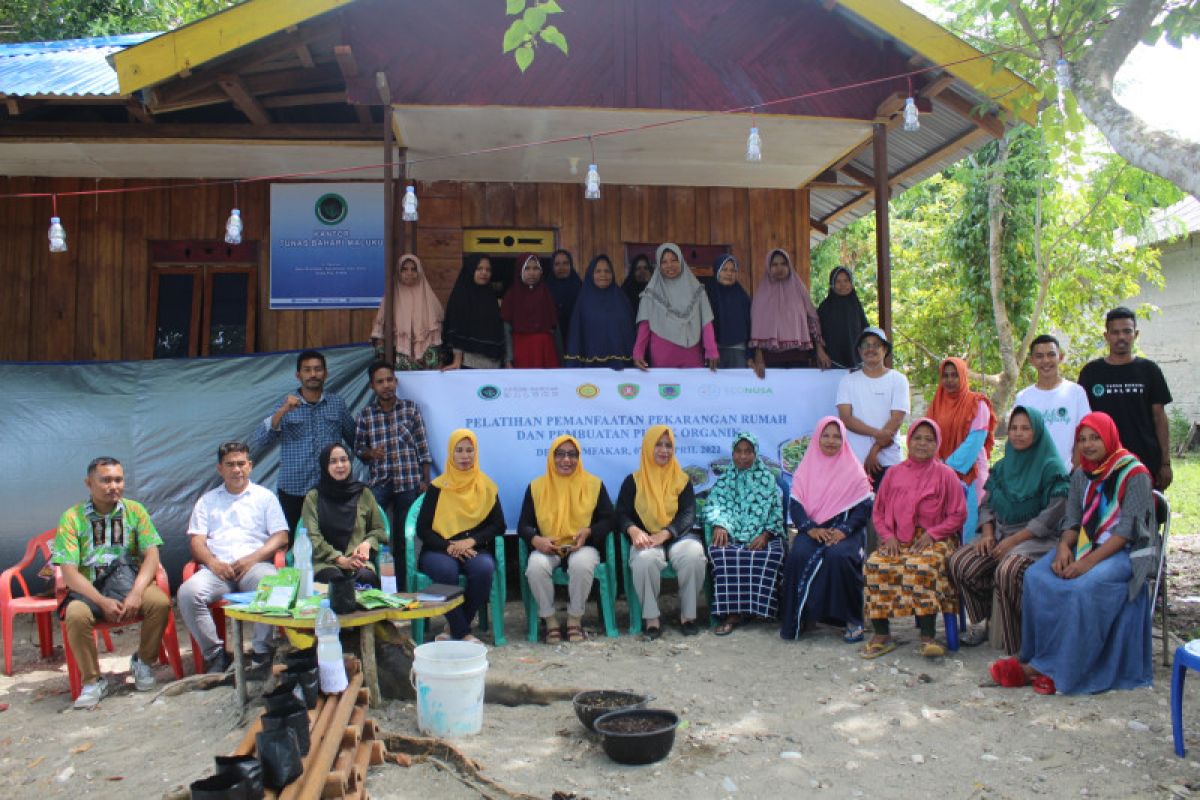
[292,670,365,800]
[278,689,341,800]
[352,740,372,784]
[368,740,384,766]
[340,724,361,751]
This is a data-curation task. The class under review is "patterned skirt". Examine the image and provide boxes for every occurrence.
[864,537,959,620]
[710,537,785,618]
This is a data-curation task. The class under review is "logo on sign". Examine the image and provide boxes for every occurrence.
[1091,384,1105,398]
[697,384,720,399]
[576,383,600,399]
[314,193,349,225]
[617,383,639,399]
[477,385,501,400]
[658,384,681,400]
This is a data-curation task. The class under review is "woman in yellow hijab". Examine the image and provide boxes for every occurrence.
[416,429,505,642]
[616,425,706,639]
[518,434,614,643]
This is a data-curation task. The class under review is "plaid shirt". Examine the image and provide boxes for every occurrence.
[354,397,432,492]
[253,389,355,495]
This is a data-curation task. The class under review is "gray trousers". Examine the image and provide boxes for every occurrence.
[178,562,277,659]
[525,546,601,619]
[628,536,706,621]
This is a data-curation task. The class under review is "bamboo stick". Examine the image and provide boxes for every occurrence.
[278,690,340,800]
[293,670,365,800]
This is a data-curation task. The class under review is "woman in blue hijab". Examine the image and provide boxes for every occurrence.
[564,254,635,369]
[705,254,751,368]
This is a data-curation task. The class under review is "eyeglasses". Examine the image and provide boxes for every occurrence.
[553,450,580,460]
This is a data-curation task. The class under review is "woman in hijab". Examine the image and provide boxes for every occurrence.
[928,357,998,543]
[302,444,387,588]
[546,249,583,341]
[442,255,505,370]
[705,432,786,636]
[992,412,1155,695]
[501,254,561,369]
[621,253,653,314]
[518,434,614,643]
[780,417,874,643]
[948,406,1069,653]
[862,419,967,659]
[370,253,444,370]
[705,254,752,368]
[750,248,831,377]
[632,243,719,370]
[416,429,505,642]
[817,267,870,369]
[563,254,635,369]
[616,425,707,639]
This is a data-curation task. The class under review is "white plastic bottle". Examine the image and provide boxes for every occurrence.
[294,532,314,599]
[48,216,67,252]
[379,544,397,594]
[224,208,243,244]
[315,599,348,693]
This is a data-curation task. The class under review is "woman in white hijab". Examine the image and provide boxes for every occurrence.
[631,243,718,370]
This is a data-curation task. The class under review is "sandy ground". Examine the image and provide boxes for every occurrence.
[3,557,1200,800]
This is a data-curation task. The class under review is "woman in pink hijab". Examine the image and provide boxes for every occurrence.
[779,417,874,643]
[749,248,831,377]
[371,253,444,370]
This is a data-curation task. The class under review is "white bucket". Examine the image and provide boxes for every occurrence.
[410,641,488,737]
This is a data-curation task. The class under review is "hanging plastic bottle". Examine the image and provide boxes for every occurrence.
[402,185,419,221]
[48,216,67,253]
[378,544,397,594]
[294,531,314,599]
[584,164,601,200]
[903,97,920,132]
[1055,58,1071,92]
[224,208,243,245]
[745,126,762,162]
[315,600,348,693]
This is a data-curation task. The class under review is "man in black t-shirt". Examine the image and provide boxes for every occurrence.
[1077,307,1173,490]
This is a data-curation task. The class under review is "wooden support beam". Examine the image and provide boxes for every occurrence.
[334,45,359,80]
[295,43,316,69]
[838,164,873,185]
[806,181,869,191]
[796,187,812,285]
[151,63,343,114]
[218,75,271,126]
[918,74,957,100]
[259,91,347,109]
[936,89,1005,138]
[383,106,396,366]
[810,218,829,236]
[4,97,39,116]
[873,123,892,339]
[0,121,380,140]
[125,99,154,124]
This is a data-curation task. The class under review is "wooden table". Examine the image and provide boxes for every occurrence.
[224,595,463,710]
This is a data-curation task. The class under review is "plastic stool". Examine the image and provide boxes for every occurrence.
[1171,639,1200,757]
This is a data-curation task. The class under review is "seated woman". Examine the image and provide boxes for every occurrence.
[750,248,831,376]
[862,419,967,659]
[705,254,751,368]
[370,253,444,371]
[502,254,561,368]
[302,444,387,588]
[632,243,719,370]
[563,254,635,369]
[948,406,1069,653]
[992,412,1155,695]
[617,425,706,639]
[928,357,996,542]
[518,435,614,643]
[705,433,786,635]
[442,256,505,370]
[780,417,874,642]
[416,429,505,643]
[816,266,869,370]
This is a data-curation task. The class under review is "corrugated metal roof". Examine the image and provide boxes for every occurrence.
[0,33,157,97]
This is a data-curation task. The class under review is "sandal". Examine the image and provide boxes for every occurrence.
[961,623,989,647]
[919,640,946,658]
[566,625,586,643]
[842,624,865,644]
[1032,675,1056,695]
[545,626,563,645]
[989,657,1028,688]
[714,620,737,637]
[860,638,898,659]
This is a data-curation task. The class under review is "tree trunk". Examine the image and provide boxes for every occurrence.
[986,134,1020,413]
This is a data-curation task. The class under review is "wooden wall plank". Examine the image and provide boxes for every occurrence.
[37,178,80,360]
[483,183,515,227]
[0,178,34,360]
[460,182,485,227]
[514,183,539,228]
[120,184,150,359]
[90,181,124,360]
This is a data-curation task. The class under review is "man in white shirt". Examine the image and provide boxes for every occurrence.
[836,327,910,489]
[1013,334,1091,468]
[178,441,289,673]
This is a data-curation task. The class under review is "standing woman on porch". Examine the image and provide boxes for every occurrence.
[622,253,654,315]
[370,253,444,370]
[817,266,870,370]
[563,254,635,369]
[749,248,831,377]
[501,254,561,368]
[632,243,719,370]
[927,357,997,543]
[705,254,752,369]
[546,249,583,342]
[442,255,505,370]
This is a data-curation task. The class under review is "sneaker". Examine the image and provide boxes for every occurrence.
[204,650,234,674]
[74,676,110,709]
[130,654,156,691]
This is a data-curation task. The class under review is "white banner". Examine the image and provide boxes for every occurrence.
[398,368,847,526]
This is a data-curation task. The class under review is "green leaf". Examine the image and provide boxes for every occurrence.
[506,0,525,15]
[516,43,535,72]
[540,0,564,12]
[523,6,547,32]
[503,19,527,53]
[540,24,569,55]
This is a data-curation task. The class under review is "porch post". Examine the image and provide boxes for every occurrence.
[872,123,892,339]
[382,107,396,365]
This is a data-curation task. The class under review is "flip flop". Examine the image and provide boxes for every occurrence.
[860,639,898,659]
[1032,675,1057,695]
[989,657,1028,688]
[843,624,865,643]
[919,641,946,659]
[714,619,738,637]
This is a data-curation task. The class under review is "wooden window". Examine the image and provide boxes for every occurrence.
[148,241,258,359]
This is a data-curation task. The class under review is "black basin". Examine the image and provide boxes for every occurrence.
[572,690,650,732]
[593,708,680,765]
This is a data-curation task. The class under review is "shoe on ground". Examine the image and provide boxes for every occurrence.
[960,622,989,647]
[74,676,110,709]
[249,649,274,670]
[680,620,699,636]
[130,654,157,691]
[204,650,234,674]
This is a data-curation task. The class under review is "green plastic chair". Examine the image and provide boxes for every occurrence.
[403,493,507,646]
[619,521,713,635]
[517,534,619,641]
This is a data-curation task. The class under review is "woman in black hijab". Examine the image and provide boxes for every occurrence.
[621,253,654,316]
[442,255,505,370]
[817,266,870,369]
[302,444,387,587]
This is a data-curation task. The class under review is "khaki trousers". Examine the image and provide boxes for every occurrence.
[63,584,171,683]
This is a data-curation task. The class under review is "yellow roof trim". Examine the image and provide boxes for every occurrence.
[836,0,1037,127]
[113,0,355,94]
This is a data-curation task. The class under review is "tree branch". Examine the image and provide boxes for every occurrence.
[893,329,1002,389]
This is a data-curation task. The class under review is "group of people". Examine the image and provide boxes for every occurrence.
[49,303,1173,709]
[373,244,872,375]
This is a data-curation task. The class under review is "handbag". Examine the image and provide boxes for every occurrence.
[56,528,142,619]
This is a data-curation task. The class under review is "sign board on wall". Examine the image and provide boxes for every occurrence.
[269,183,385,309]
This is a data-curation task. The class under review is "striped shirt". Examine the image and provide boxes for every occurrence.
[354,397,432,492]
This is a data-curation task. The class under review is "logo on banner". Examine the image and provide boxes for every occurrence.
[617,383,640,399]
[658,384,681,400]
[476,385,501,400]
[576,383,600,399]
[697,384,720,399]
[314,193,349,225]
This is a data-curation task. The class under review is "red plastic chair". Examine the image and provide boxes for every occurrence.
[56,562,184,699]
[1,530,59,675]
[181,550,286,675]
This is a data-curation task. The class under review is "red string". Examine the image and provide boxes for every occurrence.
[51,193,57,216]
